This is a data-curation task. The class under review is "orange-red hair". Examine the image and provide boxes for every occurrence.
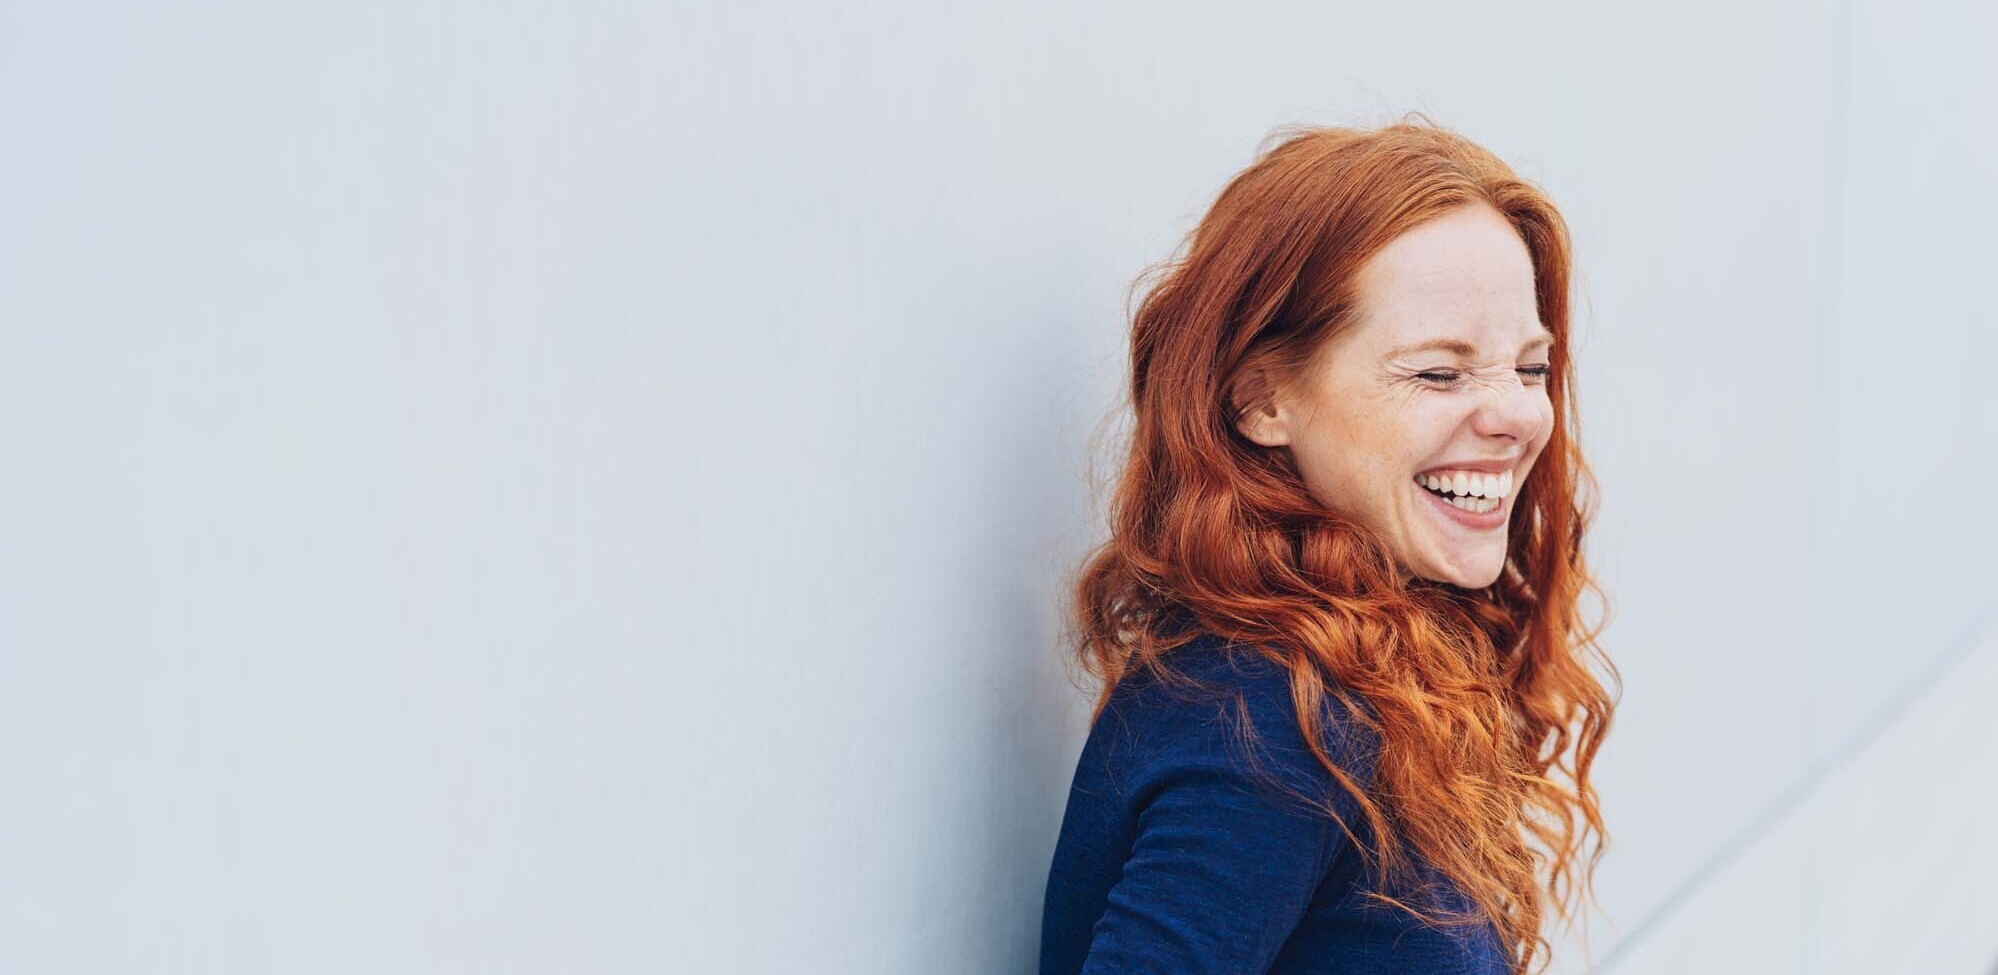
[1069,116,1618,975]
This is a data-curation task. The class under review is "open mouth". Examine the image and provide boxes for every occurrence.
[1412,469,1511,517]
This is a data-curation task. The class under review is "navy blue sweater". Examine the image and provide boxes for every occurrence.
[1038,632,1509,974]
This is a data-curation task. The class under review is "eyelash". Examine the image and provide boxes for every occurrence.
[1417,366,1553,386]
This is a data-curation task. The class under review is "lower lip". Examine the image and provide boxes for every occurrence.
[1414,479,1507,529]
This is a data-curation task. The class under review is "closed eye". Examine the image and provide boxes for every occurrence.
[1416,365,1554,387]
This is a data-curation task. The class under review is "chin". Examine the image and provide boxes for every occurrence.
[1414,557,1503,589]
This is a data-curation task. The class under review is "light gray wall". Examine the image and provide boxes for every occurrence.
[1,1,1989,972]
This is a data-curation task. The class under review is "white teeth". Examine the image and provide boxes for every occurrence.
[1418,468,1514,501]
[1446,494,1501,514]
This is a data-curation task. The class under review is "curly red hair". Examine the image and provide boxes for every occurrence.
[1068,117,1619,974]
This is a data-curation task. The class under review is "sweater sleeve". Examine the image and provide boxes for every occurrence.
[1077,667,1370,975]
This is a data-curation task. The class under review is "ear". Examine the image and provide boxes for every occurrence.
[1230,361,1293,448]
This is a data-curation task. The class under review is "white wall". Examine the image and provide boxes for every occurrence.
[0,1,1989,972]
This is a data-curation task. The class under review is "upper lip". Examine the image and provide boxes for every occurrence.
[1417,458,1519,475]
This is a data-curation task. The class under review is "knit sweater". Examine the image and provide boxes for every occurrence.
[1038,630,1510,974]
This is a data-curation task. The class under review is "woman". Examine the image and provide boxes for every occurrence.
[1039,119,1618,975]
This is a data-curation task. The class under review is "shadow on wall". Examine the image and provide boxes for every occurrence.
[905,281,1112,970]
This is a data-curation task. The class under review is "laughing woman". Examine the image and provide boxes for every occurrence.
[1039,119,1618,975]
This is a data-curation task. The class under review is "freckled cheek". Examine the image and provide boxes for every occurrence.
[1522,405,1556,466]
[1399,406,1464,453]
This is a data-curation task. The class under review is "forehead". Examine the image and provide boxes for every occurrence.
[1347,204,1545,354]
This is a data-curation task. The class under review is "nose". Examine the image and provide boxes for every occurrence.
[1469,372,1549,443]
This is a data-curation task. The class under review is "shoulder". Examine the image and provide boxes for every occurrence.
[1105,631,1380,806]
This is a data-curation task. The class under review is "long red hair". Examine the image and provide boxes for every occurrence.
[1068,117,1618,974]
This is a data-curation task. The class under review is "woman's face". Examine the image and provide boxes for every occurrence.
[1236,204,1555,588]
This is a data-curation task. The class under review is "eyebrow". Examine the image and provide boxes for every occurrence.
[1384,329,1555,359]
